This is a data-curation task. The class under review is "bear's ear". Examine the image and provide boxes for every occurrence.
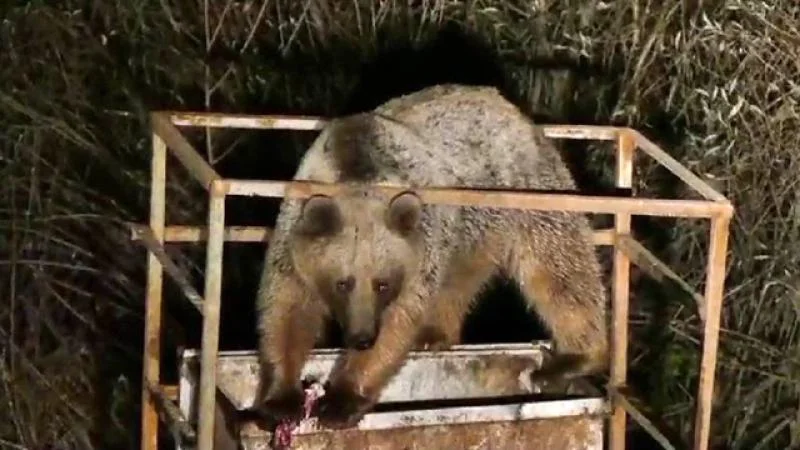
[386,191,422,235]
[296,195,343,237]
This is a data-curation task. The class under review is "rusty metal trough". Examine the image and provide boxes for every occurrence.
[176,342,607,450]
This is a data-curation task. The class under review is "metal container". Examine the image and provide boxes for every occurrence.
[177,342,608,450]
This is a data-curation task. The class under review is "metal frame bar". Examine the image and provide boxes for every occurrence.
[136,111,734,450]
[131,225,615,245]
[220,178,724,217]
[610,130,635,450]
[609,387,677,450]
[617,235,708,321]
[131,225,203,311]
[693,217,731,449]
[196,191,225,450]
[140,133,166,450]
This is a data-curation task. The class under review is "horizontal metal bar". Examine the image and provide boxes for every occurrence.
[631,130,729,204]
[287,398,608,435]
[150,112,221,190]
[181,342,552,360]
[131,225,613,245]
[617,234,708,322]
[542,124,619,140]
[166,111,621,140]
[221,179,727,219]
[371,397,608,429]
[169,112,326,130]
[156,110,732,215]
[162,225,271,243]
[130,224,203,312]
[610,387,677,450]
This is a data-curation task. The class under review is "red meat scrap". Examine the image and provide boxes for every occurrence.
[271,382,326,449]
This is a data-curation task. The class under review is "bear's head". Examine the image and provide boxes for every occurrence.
[289,189,424,351]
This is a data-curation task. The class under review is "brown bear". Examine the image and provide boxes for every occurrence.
[253,84,609,429]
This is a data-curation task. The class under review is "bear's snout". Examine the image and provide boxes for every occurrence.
[346,332,377,351]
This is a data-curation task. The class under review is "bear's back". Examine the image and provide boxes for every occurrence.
[294,84,575,192]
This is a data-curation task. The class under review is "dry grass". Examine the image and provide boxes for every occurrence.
[1,1,799,449]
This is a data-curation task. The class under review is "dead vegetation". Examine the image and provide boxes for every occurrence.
[1,1,799,449]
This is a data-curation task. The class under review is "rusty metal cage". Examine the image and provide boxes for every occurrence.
[131,111,733,450]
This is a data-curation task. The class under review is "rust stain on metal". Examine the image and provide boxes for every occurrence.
[168,113,271,129]
[542,124,619,141]
[170,112,220,127]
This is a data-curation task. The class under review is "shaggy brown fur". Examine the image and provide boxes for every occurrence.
[253,84,609,428]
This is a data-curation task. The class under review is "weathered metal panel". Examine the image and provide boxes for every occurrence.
[185,343,556,410]
[176,352,198,450]
[240,416,604,450]
[177,342,608,450]
[238,397,606,450]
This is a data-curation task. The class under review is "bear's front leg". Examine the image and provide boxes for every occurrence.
[255,275,322,422]
[316,303,421,429]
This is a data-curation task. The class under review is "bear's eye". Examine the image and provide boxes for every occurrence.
[335,277,354,294]
[373,279,389,294]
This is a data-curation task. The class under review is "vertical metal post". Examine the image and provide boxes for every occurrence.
[693,215,731,450]
[609,130,635,450]
[197,182,226,450]
[141,133,167,450]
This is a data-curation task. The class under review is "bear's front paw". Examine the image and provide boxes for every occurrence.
[315,384,373,429]
[415,326,455,352]
[529,352,588,393]
[257,386,305,422]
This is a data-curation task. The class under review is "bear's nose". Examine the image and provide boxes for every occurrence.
[348,333,376,350]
